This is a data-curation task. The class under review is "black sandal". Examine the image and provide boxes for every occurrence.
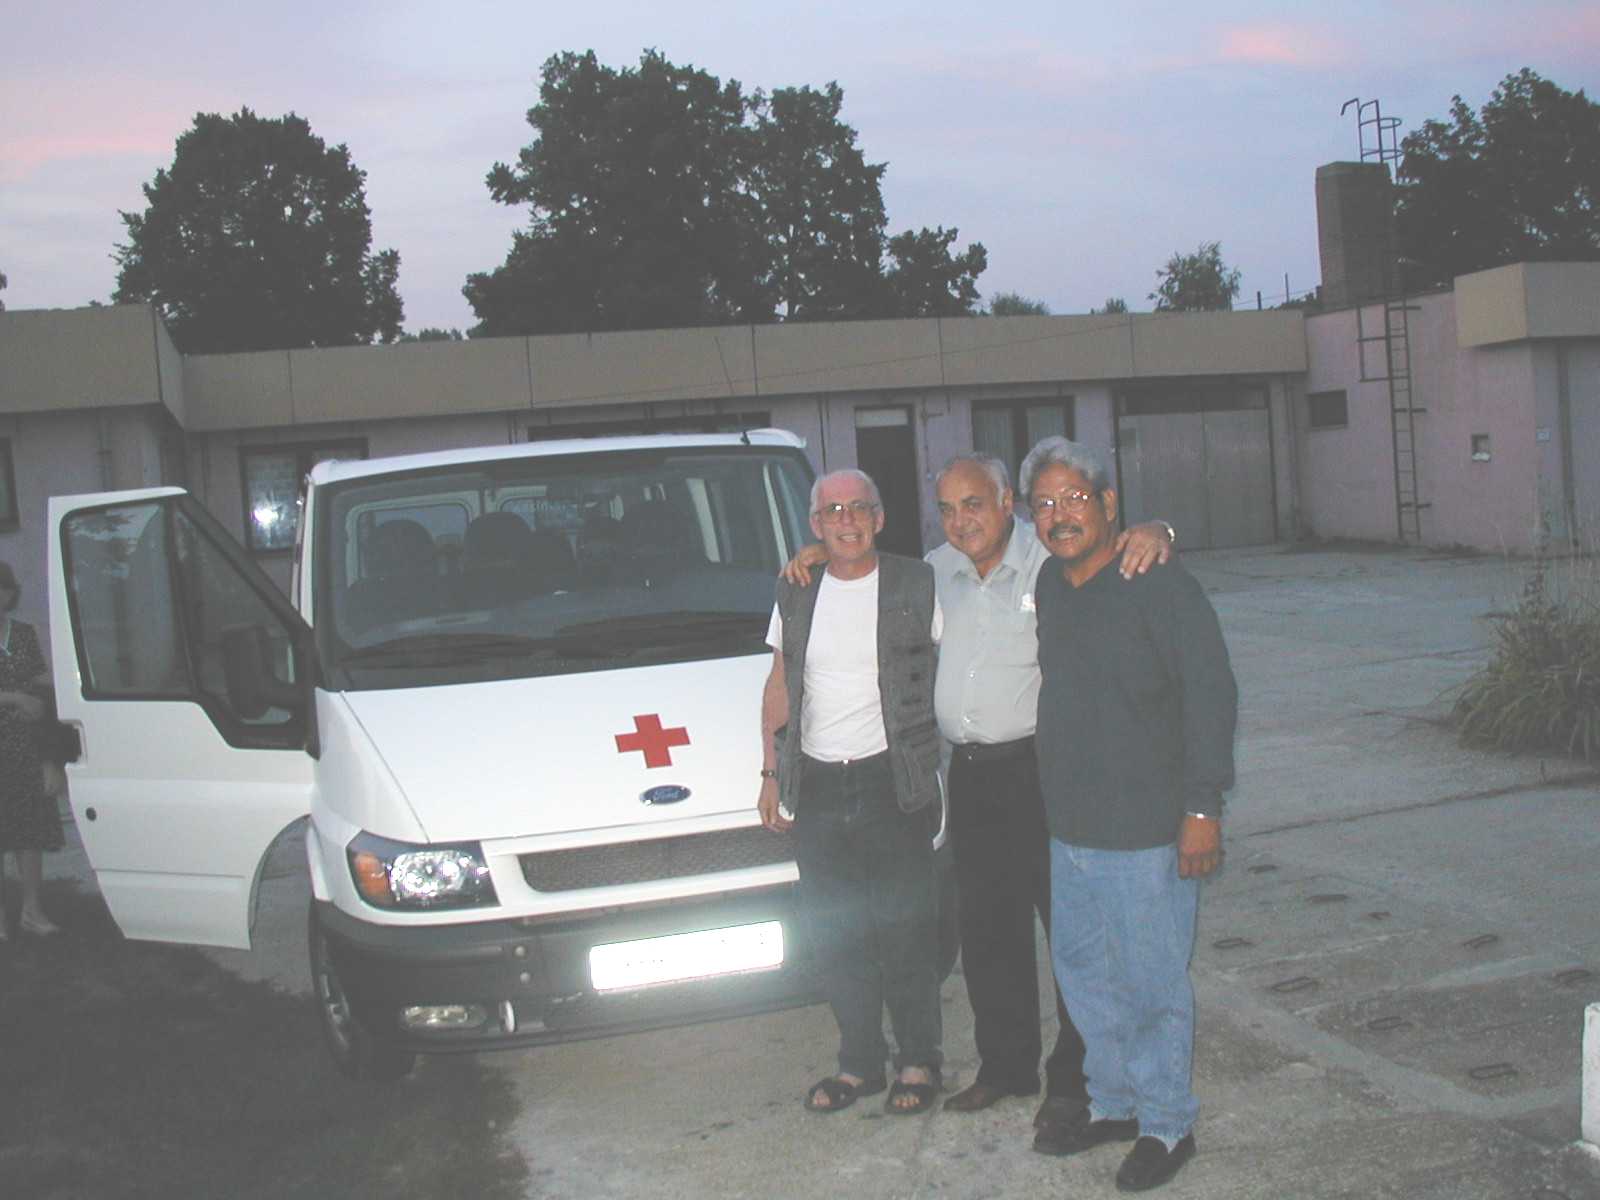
[804,1074,887,1113]
[885,1068,942,1115]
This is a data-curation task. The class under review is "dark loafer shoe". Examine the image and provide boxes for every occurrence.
[1031,1106,1140,1156]
[1115,1134,1196,1192]
[1033,1095,1087,1129]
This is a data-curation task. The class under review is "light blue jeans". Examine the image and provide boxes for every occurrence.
[1048,839,1199,1142]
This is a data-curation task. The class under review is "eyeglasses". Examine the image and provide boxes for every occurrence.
[1029,489,1098,516]
[814,500,881,523]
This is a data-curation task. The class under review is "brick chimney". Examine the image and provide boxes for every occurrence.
[1315,162,1396,308]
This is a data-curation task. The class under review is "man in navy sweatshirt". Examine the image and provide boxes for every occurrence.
[1023,435,1237,1193]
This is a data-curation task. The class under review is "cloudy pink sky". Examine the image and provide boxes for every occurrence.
[5,0,1598,332]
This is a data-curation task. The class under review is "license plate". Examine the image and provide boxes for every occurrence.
[589,921,785,992]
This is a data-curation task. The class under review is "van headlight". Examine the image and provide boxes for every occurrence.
[347,833,499,910]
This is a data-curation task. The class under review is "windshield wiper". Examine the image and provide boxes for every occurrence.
[341,630,639,669]
[341,633,555,666]
[556,611,764,637]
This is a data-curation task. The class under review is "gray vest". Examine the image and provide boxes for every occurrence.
[773,553,940,815]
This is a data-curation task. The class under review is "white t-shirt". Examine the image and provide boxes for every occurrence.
[766,566,942,763]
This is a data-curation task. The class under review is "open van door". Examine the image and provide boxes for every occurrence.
[47,489,317,949]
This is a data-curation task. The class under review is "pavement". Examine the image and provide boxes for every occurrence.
[35,542,1600,1199]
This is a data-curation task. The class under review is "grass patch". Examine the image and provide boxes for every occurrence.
[1453,557,1600,761]
[0,881,528,1200]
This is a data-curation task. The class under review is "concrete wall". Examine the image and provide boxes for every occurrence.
[0,305,179,420]
[170,310,1305,432]
[1457,262,1600,347]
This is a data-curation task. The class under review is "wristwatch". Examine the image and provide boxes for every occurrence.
[759,768,778,780]
[1185,810,1215,821]
[1158,520,1177,546]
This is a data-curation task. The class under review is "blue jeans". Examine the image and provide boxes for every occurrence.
[793,753,942,1079]
[1048,839,1199,1141]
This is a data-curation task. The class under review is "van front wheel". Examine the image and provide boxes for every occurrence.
[308,904,417,1081]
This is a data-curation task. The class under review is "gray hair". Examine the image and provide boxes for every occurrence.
[1019,436,1111,501]
[810,468,883,513]
[935,454,1011,500]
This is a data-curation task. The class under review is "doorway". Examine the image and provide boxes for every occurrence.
[854,407,922,558]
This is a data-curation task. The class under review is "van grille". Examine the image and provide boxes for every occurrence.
[519,827,794,892]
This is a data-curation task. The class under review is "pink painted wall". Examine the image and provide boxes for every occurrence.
[1301,293,1547,553]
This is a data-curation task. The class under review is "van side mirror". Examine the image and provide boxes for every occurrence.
[221,624,302,719]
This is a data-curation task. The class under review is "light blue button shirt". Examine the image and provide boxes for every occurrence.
[925,516,1051,745]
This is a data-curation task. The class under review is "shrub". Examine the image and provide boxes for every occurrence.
[1454,558,1600,761]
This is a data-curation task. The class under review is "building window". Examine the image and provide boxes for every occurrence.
[1307,390,1348,430]
[0,440,17,532]
[1471,433,1491,462]
[971,398,1075,491]
[241,441,366,553]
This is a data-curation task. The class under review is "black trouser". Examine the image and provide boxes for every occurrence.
[948,738,1088,1101]
[793,752,943,1080]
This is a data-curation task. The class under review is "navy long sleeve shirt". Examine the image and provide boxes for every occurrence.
[1034,556,1238,850]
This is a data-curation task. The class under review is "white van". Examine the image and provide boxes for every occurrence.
[47,430,953,1079]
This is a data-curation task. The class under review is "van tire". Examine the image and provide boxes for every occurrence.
[309,904,417,1082]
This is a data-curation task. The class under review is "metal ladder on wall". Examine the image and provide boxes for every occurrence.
[1344,97,1429,543]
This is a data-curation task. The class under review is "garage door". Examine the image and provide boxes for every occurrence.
[1117,409,1276,549]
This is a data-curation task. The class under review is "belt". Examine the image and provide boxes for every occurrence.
[950,736,1034,764]
[801,750,890,774]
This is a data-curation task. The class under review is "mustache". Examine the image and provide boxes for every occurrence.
[1047,522,1085,540]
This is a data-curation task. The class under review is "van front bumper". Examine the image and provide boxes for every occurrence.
[314,886,819,1053]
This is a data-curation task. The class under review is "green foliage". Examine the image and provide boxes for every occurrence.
[467,51,986,336]
[1093,296,1128,314]
[987,291,1050,316]
[883,226,987,318]
[749,82,889,320]
[1453,559,1600,761]
[1398,69,1600,289]
[114,109,403,354]
[399,327,465,342]
[1150,241,1241,311]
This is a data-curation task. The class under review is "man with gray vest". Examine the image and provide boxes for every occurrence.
[758,468,946,1115]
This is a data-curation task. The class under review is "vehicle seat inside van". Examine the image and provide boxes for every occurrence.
[345,518,441,633]
[617,501,706,588]
[459,511,577,608]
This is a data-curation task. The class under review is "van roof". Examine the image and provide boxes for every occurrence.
[306,428,807,486]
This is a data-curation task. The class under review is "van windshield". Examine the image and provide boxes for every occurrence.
[315,446,813,689]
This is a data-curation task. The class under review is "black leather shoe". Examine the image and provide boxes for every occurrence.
[1033,1094,1087,1130]
[1114,1134,1196,1191]
[1031,1107,1139,1156]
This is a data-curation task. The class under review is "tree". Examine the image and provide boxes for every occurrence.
[465,51,765,338]
[987,292,1050,316]
[1149,242,1241,311]
[882,227,987,318]
[748,83,888,320]
[467,51,987,335]
[1397,69,1600,288]
[0,268,7,311]
[114,109,403,354]
[1093,297,1128,314]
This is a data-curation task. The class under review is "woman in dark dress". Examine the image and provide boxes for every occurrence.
[0,561,61,939]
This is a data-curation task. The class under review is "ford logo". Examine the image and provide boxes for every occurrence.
[641,785,691,806]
